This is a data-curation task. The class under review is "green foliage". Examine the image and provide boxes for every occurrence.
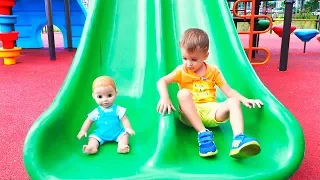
[268,1,276,9]
[304,0,319,12]
[294,12,315,19]
[236,19,317,32]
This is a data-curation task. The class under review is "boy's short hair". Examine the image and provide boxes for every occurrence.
[92,76,117,92]
[179,28,209,53]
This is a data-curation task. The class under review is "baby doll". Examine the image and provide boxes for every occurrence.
[77,76,135,154]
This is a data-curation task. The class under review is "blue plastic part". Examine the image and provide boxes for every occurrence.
[12,0,86,48]
[0,25,12,33]
[294,29,319,42]
[0,15,17,33]
[0,15,18,24]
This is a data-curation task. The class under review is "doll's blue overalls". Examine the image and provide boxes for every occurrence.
[91,105,125,144]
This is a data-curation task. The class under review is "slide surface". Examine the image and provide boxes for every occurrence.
[23,0,305,179]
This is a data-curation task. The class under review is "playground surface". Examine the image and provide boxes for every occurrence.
[0,32,319,179]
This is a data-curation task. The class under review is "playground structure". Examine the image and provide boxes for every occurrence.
[232,0,273,65]
[293,29,319,53]
[271,19,319,54]
[23,0,305,179]
[0,0,21,65]
[12,0,86,49]
[272,24,297,37]
[9,0,317,65]
[230,0,320,70]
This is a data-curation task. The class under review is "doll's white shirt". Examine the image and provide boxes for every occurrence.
[88,105,126,121]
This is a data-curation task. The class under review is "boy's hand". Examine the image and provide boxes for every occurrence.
[126,128,135,135]
[242,99,264,108]
[77,130,87,140]
[157,98,176,115]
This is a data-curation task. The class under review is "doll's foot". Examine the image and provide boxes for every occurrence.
[117,144,130,153]
[83,145,98,154]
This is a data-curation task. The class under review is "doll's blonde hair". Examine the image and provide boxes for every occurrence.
[92,76,117,92]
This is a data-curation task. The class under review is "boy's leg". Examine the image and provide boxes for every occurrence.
[117,134,130,153]
[177,89,206,132]
[215,97,261,158]
[83,137,100,154]
[215,97,243,136]
[178,89,217,157]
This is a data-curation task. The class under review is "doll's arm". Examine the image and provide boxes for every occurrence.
[121,115,135,135]
[77,117,93,139]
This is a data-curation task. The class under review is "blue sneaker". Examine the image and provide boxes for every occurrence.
[198,130,218,157]
[229,133,261,159]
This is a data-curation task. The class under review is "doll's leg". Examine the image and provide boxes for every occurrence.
[83,137,100,154]
[117,133,130,153]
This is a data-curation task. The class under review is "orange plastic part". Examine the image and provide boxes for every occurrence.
[233,0,272,65]
[0,47,22,65]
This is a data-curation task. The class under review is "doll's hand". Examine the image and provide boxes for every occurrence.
[77,130,87,140]
[242,99,264,108]
[126,128,135,135]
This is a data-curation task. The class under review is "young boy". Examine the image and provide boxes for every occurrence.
[156,28,263,158]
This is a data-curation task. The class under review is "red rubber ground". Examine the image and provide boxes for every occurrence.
[0,33,319,179]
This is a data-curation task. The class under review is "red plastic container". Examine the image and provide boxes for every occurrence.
[317,35,320,43]
[0,31,19,49]
[0,0,15,15]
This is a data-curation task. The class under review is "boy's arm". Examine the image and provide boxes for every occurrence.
[219,83,263,108]
[121,115,135,135]
[157,72,176,99]
[77,118,93,139]
[157,72,177,114]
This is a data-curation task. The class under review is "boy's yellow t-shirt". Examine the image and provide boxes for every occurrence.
[172,62,225,103]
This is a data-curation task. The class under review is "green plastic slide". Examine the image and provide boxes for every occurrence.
[23,0,305,179]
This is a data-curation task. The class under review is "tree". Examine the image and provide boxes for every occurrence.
[268,1,276,9]
[303,0,319,12]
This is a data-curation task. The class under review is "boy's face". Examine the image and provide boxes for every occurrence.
[180,47,209,72]
[92,85,117,108]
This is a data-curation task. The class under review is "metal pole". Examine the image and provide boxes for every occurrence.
[252,0,261,58]
[316,15,320,30]
[257,34,260,54]
[64,0,73,51]
[300,0,304,12]
[10,8,17,47]
[44,0,56,60]
[279,0,295,71]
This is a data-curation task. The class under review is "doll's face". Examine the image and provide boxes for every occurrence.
[92,85,117,108]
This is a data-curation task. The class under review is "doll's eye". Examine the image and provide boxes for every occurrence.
[108,94,112,97]
[97,95,102,99]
